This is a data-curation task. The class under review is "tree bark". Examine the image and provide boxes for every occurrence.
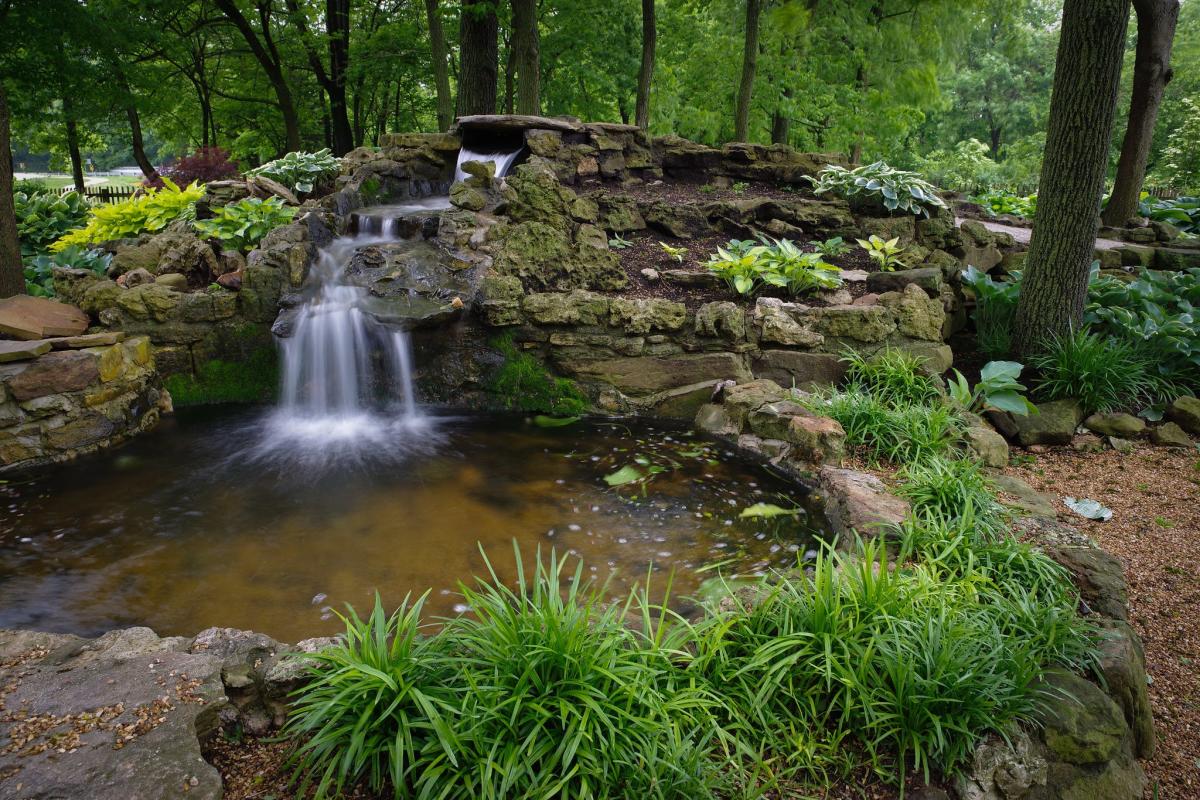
[1101,0,1179,227]
[325,0,354,155]
[0,83,23,298]
[424,0,455,130]
[213,0,302,151]
[62,94,85,193]
[1014,0,1132,354]
[127,105,160,183]
[511,0,539,114]
[635,0,655,129]
[457,0,498,116]
[771,88,793,145]
[734,0,763,142]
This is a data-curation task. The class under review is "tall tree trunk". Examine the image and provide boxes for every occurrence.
[62,95,85,193]
[734,0,763,142]
[1101,0,1180,226]
[457,0,498,116]
[503,36,515,113]
[771,88,792,145]
[126,106,160,183]
[635,0,655,129]
[424,0,455,130]
[213,0,302,151]
[0,84,23,298]
[325,0,354,155]
[1014,0,1132,354]
[511,0,540,115]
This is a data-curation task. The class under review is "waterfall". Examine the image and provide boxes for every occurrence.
[454,146,523,183]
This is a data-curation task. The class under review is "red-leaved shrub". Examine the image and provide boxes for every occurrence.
[145,147,240,188]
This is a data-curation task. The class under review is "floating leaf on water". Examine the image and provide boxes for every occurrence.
[604,465,644,486]
[533,415,581,428]
[739,502,801,519]
[1064,497,1113,521]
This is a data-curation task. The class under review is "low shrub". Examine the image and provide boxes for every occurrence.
[193,196,297,252]
[246,148,340,194]
[51,178,205,251]
[917,139,1001,193]
[975,189,1037,219]
[154,146,240,188]
[488,334,588,417]
[705,237,841,297]
[14,189,91,257]
[1030,328,1171,414]
[23,246,111,297]
[811,161,948,218]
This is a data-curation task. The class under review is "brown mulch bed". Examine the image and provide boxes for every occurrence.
[610,229,875,309]
[1006,445,1200,799]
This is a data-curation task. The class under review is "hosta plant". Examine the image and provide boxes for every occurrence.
[809,236,851,257]
[857,235,905,272]
[24,246,112,297]
[246,148,339,194]
[757,238,842,294]
[811,161,948,217]
[193,196,297,252]
[51,179,205,251]
[14,190,91,257]
[947,361,1036,416]
[706,244,765,295]
[1137,194,1199,236]
[976,190,1037,219]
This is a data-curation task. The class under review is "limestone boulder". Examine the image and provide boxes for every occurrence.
[1012,399,1084,446]
[693,301,746,342]
[1150,421,1193,447]
[877,283,946,341]
[571,352,751,397]
[1084,412,1146,438]
[522,290,609,326]
[6,351,99,401]
[964,425,1009,468]
[805,304,897,343]
[1167,395,1200,435]
[1037,671,1130,766]
[608,297,687,334]
[751,350,847,391]
[818,466,911,540]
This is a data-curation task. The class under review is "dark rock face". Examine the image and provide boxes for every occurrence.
[7,351,99,401]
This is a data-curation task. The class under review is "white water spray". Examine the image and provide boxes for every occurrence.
[454,146,523,183]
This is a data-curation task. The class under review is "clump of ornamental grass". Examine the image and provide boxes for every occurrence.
[1030,327,1170,414]
[843,348,942,409]
[802,387,962,465]
[897,455,1008,538]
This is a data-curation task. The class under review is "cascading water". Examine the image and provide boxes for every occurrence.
[454,146,523,183]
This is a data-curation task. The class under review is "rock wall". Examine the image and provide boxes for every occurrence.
[0,334,164,473]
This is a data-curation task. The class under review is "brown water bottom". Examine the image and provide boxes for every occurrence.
[0,408,828,642]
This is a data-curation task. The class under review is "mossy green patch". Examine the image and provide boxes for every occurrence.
[165,345,278,407]
[487,334,587,417]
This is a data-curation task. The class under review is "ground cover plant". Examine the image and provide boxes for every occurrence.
[975,190,1037,219]
[50,178,205,250]
[14,188,91,258]
[22,246,111,297]
[810,161,948,218]
[1137,194,1199,235]
[487,333,588,418]
[193,196,297,252]
[705,237,841,297]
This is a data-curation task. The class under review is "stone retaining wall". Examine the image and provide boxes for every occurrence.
[0,333,164,473]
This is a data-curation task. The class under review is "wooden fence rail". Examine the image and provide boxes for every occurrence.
[54,184,140,204]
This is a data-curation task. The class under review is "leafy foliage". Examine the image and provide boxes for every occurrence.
[155,146,240,187]
[14,189,91,258]
[705,237,841,297]
[1138,194,1199,235]
[961,265,1022,357]
[808,236,851,257]
[947,361,1036,416]
[898,456,1007,537]
[975,190,1037,219]
[843,348,941,409]
[246,148,340,194]
[1030,328,1174,414]
[811,161,948,217]
[50,179,205,251]
[855,235,905,272]
[488,334,588,417]
[23,246,112,297]
[804,388,962,465]
[917,138,1000,192]
[193,196,296,252]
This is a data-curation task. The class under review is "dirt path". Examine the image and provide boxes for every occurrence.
[957,216,1127,250]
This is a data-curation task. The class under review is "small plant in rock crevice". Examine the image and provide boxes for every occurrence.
[705,237,841,297]
[488,334,588,417]
[856,234,905,272]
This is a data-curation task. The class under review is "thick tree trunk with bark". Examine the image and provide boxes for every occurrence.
[1014,0,1132,354]
[511,0,539,115]
[325,0,354,155]
[734,0,763,142]
[457,0,498,116]
[771,88,793,145]
[213,0,302,152]
[424,0,455,130]
[0,84,22,298]
[1101,0,1179,227]
[635,0,655,129]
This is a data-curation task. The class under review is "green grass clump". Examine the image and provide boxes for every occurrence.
[1030,328,1172,414]
[164,347,278,406]
[488,334,588,417]
[897,455,1007,537]
[803,388,961,465]
[843,349,942,409]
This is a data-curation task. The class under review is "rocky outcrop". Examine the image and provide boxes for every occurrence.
[0,334,163,473]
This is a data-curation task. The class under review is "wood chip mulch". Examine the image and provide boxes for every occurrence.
[1006,444,1200,799]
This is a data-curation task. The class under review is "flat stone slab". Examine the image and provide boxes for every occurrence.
[46,332,126,350]
[454,113,584,134]
[0,339,52,363]
[0,296,90,341]
[0,627,226,800]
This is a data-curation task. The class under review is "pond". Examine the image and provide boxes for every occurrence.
[0,410,827,642]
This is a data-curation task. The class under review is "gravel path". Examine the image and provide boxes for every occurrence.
[1006,445,1200,799]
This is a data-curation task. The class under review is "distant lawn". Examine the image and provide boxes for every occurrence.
[31,173,146,189]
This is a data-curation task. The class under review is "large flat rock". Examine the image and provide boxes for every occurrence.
[0,296,89,341]
[0,339,52,364]
[0,628,226,800]
[569,352,751,396]
[454,113,584,134]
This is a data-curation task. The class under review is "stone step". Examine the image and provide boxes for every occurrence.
[0,295,90,340]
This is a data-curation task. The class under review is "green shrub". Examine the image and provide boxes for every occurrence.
[898,456,1007,537]
[51,179,205,251]
[705,237,841,297]
[1030,328,1170,413]
[811,161,948,217]
[802,387,961,465]
[246,148,340,194]
[842,348,941,409]
[24,246,111,297]
[193,196,297,252]
[14,189,91,258]
[917,139,1001,192]
[1138,195,1198,235]
[961,266,1022,357]
[488,335,588,417]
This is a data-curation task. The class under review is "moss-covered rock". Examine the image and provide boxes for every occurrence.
[522,291,610,326]
[693,301,746,342]
[490,220,626,291]
[608,298,687,334]
[878,283,946,341]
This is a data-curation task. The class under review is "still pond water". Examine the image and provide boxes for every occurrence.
[0,409,825,641]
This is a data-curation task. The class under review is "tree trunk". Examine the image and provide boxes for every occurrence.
[213,0,302,151]
[127,105,160,184]
[771,88,793,145]
[1014,0,1132,354]
[511,0,540,115]
[325,0,354,155]
[424,0,455,130]
[734,0,763,142]
[62,95,85,193]
[635,0,655,129]
[0,84,23,298]
[1101,0,1179,226]
[457,0,498,116]
[503,35,515,113]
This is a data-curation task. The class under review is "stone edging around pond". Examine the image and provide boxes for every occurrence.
[0,394,1155,800]
[0,334,165,474]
